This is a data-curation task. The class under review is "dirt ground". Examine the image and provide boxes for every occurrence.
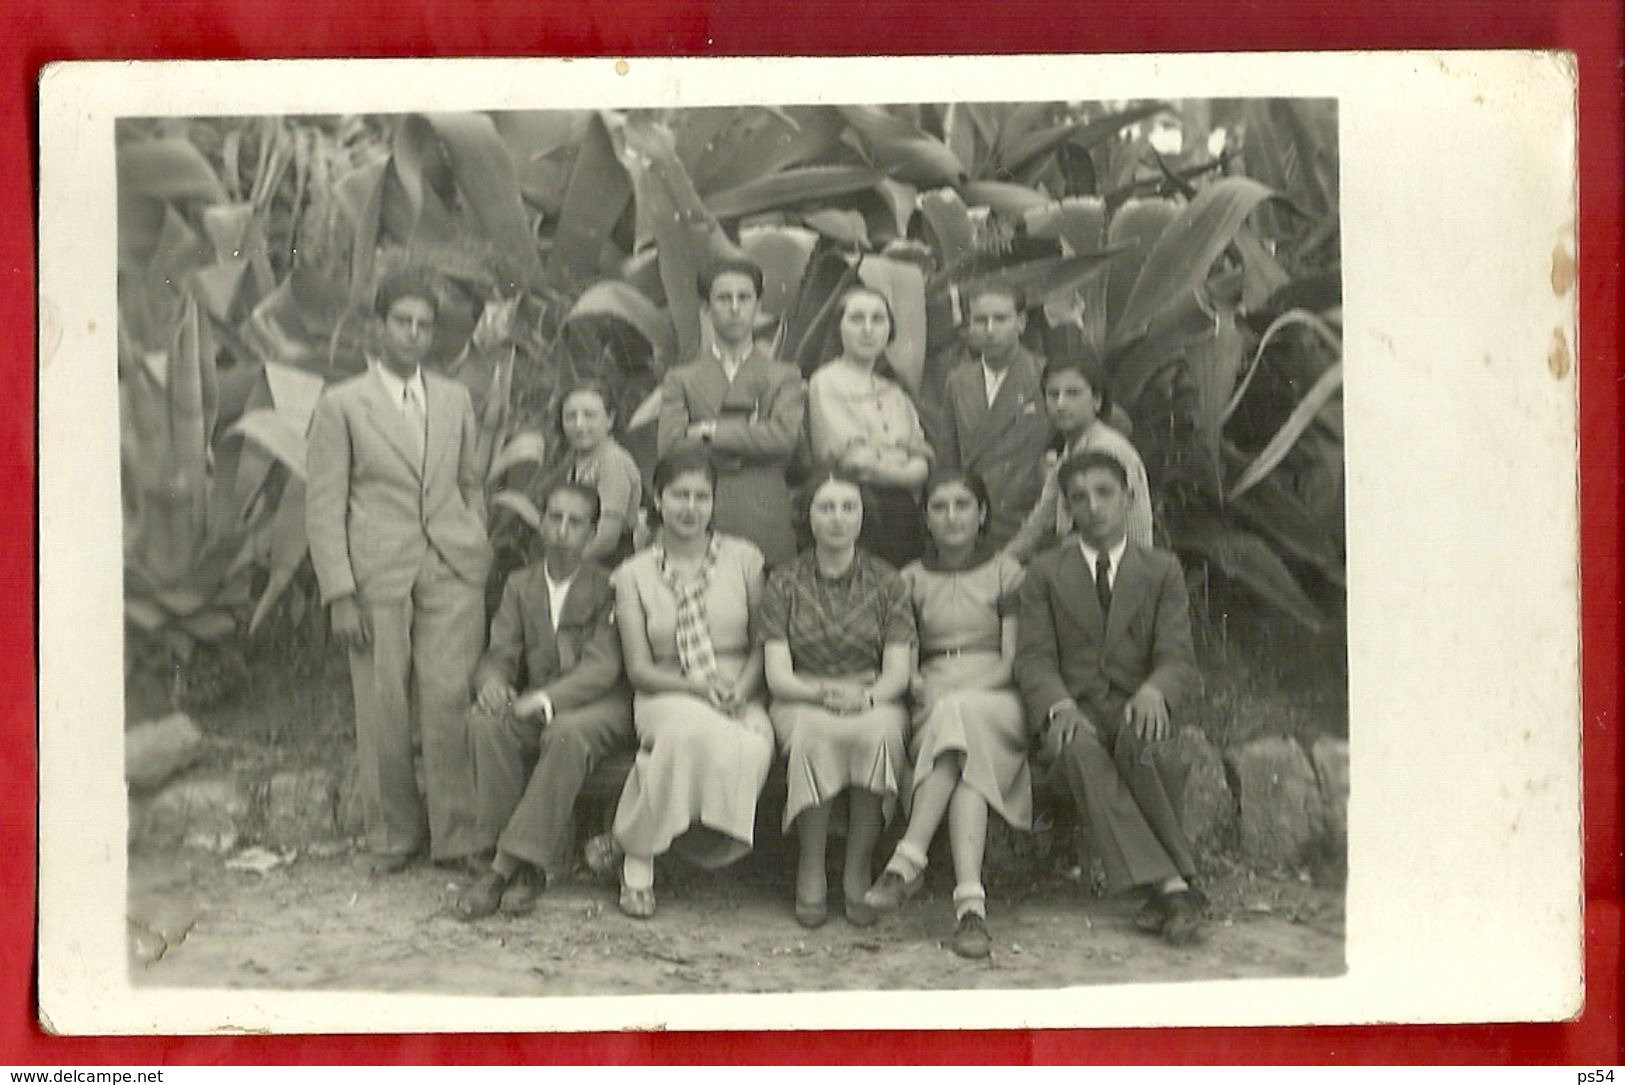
[128,845,1344,997]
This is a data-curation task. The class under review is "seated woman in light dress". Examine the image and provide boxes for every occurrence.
[760,469,917,929]
[805,286,933,569]
[860,468,1031,959]
[1004,354,1153,561]
[588,447,774,918]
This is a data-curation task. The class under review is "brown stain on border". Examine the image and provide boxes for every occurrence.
[1550,243,1575,297]
[1547,327,1571,378]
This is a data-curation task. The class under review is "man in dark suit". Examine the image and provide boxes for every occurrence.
[1014,450,1207,944]
[455,481,632,919]
[656,257,805,566]
[935,282,1052,548]
[306,270,492,875]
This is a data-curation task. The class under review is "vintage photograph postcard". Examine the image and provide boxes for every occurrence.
[37,51,1579,1034]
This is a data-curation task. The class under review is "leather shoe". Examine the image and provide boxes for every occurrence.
[1159,889,1207,946]
[455,871,507,920]
[952,912,993,959]
[862,868,923,913]
[618,881,656,920]
[585,833,623,879]
[353,851,414,876]
[844,897,878,928]
[500,868,543,916]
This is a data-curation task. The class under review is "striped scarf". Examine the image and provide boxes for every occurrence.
[656,533,721,685]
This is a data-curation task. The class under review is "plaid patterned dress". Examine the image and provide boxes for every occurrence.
[760,550,917,830]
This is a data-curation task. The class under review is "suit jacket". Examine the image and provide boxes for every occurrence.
[306,365,493,605]
[473,559,625,713]
[1013,538,1199,729]
[656,344,805,564]
[938,346,1052,545]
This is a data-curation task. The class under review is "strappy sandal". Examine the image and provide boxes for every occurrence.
[584,833,623,879]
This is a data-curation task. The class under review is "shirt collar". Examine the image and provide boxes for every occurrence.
[711,337,754,371]
[920,540,999,574]
[370,358,425,404]
[1078,533,1129,573]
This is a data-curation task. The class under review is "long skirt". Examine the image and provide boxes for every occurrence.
[612,692,774,868]
[771,696,910,832]
[911,652,1033,830]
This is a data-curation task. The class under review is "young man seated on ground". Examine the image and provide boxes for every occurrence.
[1013,450,1208,945]
[456,482,633,919]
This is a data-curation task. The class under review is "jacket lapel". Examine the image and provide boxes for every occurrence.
[1103,541,1148,650]
[689,353,732,419]
[422,373,455,483]
[361,369,425,479]
[1053,542,1107,639]
[519,566,561,677]
[953,365,989,459]
[965,349,1037,467]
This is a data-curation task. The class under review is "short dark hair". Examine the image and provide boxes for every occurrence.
[1057,449,1129,496]
[698,257,765,301]
[556,378,617,431]
[373,269,442,321]
[1040,353,1115,428]
[963,279,1025,312]
[541,480,601,526]
[919,467,992,536]
[836,285,899,345]
[649,445,718,528]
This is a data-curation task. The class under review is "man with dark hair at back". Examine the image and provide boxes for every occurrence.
[306,269,492,875]
[455,481,632,919]
[1014,450,1208,945]
[656,256,805,565]
[935,281,1052,548]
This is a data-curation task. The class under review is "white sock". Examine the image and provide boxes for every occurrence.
[1158,875,1189,895]
[953,882,987,920]
[623,855,655,890]
[886,840,928,880]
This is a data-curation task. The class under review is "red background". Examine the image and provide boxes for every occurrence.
[3,0,1619,1064]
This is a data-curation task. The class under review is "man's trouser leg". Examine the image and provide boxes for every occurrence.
[410,549,486,861]
[349,596,426,858]
[472,697,633,880]
[1056,723,1181,895]
[1107,722,1199,882]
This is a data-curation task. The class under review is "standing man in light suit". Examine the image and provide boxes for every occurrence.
[306,270,493,875]
[1014,450,1207,945]
[656,257,805,567]
[935,282,1051,549]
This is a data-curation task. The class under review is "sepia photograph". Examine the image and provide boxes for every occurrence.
[38,52,1579,1034]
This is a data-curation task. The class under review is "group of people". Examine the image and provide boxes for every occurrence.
[305,260,1206,964]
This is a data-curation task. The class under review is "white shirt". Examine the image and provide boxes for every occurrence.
[371,359,427,417]
[981,360,1010,407]
[1077,534,1129,592]
[542,564,577,633]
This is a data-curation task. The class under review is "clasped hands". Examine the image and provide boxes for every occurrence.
[819,682,873,716]
[692,676,748,718]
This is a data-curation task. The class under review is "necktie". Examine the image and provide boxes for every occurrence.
[402,384,426,467]
[1095,552,1112,617]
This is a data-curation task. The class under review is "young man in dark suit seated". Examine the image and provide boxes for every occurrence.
[456,482,632,919]
[1013,450,1207,945]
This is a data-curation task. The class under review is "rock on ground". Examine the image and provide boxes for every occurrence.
[1310,737,1349,847]
[135,774,251,854]
[1175,727,1234,850]
[1224,737,1326,866]
[126,713,205,794]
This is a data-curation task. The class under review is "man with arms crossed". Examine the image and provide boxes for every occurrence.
[1014,450,1207,944]
[454,482,632,918]
[306,270,492,875]
[657,257,805,566]
[934,282,1051,548]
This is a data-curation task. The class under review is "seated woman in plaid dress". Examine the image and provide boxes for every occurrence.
[760,469,917,929]
[589,447,775,919]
